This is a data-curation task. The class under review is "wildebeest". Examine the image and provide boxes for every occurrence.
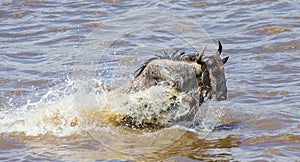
[103,41,229,129]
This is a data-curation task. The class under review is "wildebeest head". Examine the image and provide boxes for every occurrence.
[197,41,229,101]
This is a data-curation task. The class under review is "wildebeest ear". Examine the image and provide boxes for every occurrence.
[217,41,222,55]
[222,56,229,64]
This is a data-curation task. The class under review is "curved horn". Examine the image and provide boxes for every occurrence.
[217,41,222,55]
[196,44,207,62]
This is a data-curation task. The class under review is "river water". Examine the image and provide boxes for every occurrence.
[1,0,299,161]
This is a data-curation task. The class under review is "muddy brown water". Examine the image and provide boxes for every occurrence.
[0,1,299,161]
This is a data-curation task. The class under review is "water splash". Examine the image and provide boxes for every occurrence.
[0,75,227,154]
[0,78,103,137]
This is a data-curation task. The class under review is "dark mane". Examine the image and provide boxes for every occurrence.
[134,57,157,78]
[134,50,197,78]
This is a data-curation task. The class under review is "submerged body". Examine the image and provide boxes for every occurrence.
[103,41,229,128]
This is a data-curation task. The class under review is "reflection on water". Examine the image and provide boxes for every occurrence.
[0,0,300,161]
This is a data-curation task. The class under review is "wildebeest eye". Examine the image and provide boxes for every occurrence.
[201,64,207,72]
